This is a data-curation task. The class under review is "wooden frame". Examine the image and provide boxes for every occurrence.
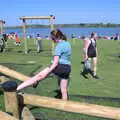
[0,20,5,34]
[20,15,55,54]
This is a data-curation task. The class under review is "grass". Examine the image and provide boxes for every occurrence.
[0,38,120,120]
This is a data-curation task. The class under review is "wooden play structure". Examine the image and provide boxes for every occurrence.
[20,15,55,54]
[0,20,5,34]
[0,65,120,120]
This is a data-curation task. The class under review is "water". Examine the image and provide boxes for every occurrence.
[5,27,120,38]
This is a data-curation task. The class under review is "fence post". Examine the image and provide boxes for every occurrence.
[2,81,20,119]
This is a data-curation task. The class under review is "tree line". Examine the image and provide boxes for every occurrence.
[6,23,120,29]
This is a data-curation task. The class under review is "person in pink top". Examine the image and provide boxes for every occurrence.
[81,32,99,79]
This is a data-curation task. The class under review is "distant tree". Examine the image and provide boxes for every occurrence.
[79,23,85,27]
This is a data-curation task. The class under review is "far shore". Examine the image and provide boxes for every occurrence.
[5,23,120,29]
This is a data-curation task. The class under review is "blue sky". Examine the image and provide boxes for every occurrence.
[1,0,120,26]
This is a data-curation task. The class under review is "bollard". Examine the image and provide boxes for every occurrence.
[2,81,20,119]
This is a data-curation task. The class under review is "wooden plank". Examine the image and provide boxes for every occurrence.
[0,111,18,120]
[22,19,28,54]
[21,107,35,120]
[19,93,120,120]
[20,16,55,20]
[0,65,29,81]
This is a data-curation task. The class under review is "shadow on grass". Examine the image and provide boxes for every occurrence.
[54,89,62,99]
[0,63,36,65]
[29,106,39,111]
[0,63,36,67]
[69,94,120,102]
[53,89,120,102]
[29,65,43,76]
[110,54,120,57]
[0,63,37,71]
[0,91,3,95]
[0,72,13,79]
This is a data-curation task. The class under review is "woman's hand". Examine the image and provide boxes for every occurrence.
[84,54,88,60]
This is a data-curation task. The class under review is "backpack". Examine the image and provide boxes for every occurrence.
[87,39,96,57]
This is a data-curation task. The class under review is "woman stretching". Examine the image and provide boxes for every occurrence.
[17,29,71,100]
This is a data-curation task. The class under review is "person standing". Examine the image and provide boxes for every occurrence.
[82,32,99,79]
[0,38,5,52]
[15,33,21,46]
[36,33,42,52]
[17,29,71,100]
[0,32,6,52]
[2,32,8,45]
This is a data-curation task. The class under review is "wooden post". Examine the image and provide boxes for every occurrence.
[50,15,55,55]
[50,15,54,30]
[2,81,20,119]
[22,19,28,54]
[0,23,3,34]
[0,20,5,34]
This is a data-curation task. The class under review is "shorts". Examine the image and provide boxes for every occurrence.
[87,50,97,58]
[52,64,71,79]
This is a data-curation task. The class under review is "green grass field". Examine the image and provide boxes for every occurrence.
[0,38,120,120]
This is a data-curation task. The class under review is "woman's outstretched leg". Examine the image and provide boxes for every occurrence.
[17,67,50,91]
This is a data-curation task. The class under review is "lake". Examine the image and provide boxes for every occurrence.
[6,27,120,38]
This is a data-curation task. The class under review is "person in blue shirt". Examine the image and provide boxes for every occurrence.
[17,29,71,100]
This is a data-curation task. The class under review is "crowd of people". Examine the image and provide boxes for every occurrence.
[71,33,120,40]
[0,29,119,100]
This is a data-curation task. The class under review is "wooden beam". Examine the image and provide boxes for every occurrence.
[50,16,55,54]
[19,93,120,120]
[0,111,18,120]
[0,65,29,81]
[0,20,5,34]
[22,19,28,54]
[20,15,55,20]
